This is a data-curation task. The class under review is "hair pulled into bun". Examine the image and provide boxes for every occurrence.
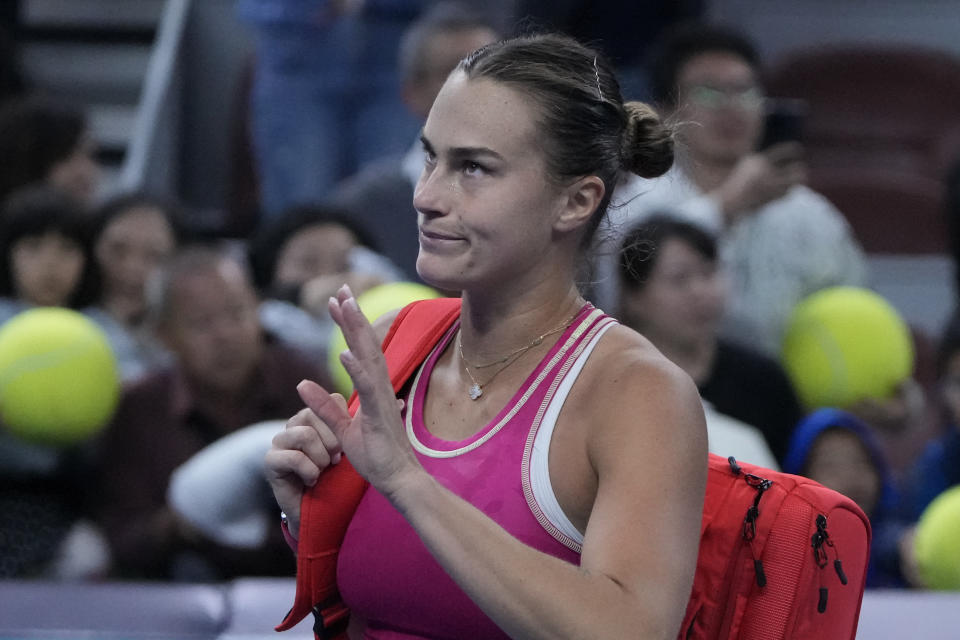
[621,102,674,179]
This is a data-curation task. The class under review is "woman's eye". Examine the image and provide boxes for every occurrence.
[462,161,485,176]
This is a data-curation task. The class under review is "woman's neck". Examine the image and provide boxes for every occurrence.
[457,283,585,365]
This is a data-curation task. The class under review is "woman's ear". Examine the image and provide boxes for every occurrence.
[554,175,605,233]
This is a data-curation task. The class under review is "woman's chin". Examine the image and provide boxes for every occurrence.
[415,257,463,294]
[419,275,463,297]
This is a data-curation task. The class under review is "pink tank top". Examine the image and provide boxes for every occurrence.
[337,304,615,638]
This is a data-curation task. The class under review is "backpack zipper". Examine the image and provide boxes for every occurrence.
[811,513,848,613]
[728,457,773,588]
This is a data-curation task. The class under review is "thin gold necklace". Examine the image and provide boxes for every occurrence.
[457,309,581,400]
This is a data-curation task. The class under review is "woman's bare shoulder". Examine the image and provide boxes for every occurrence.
[585,323,685,386]
[575,323,706,453]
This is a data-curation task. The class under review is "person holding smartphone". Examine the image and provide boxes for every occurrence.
[599,23,867,357]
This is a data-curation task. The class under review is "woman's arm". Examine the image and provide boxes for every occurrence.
[302,288,708,639]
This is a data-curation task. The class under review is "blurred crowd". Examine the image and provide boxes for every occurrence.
[2,0,960,594]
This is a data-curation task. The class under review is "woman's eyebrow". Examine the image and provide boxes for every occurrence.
[448,146,504,162]
[420,133,504,162]
[419,132,434,154]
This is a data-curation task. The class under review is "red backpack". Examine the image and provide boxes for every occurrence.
[680,454,871,639]
[277,298,871,640]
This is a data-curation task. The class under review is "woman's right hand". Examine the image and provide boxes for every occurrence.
[263,395,346,537]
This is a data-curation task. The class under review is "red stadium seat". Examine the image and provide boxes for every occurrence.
[766,44,960,181]
[811,167,946,254]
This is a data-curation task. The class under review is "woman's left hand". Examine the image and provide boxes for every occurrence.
[297,285,423,499]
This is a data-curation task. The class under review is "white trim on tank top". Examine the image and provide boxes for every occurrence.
[407,308,604,458]
[529,320,616,546]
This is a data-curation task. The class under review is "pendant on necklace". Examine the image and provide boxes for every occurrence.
[469,383,483,400]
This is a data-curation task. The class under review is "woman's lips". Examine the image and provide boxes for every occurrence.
[420,228,462,241]
[419,228,466,250]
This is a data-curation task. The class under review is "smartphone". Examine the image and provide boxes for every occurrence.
[758,98,808,150]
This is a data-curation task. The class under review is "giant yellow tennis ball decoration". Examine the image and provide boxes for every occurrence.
[0,308,120,446]
[781,287,913,410]
[914,485,960,590]
[327,282,442,395]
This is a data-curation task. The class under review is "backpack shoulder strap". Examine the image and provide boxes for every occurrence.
[277,297,462,638]
[348,296,462,409]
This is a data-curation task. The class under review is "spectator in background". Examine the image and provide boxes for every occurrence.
[843,311,960,589]
[783,408,905,588]
[90,245,327,580]
[0,417,108,580]
[779,285,930,478]
[249,203,403,359]
[0,448,108,579]
[331,2,499,278]
[0,185,96,325]
[618,215,801,464]
[237,0,427,220]
[0,186,109,580]
[166,420,286,554]
[89,193,184,327]
[84,193,186,383]
[596,22,866,356]
[899,312,960,521]
[0,96,101,207]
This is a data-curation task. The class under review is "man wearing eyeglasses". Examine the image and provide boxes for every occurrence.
[600,22,866,358]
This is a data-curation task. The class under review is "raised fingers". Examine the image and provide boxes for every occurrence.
[327,287,395,408]
[329,286,385,364]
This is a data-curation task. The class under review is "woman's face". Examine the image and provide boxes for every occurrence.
[47,134,101,206]
[274,223,356,287]
[620,237,726,346]
[95,206,177,312]
[413,73,569,293]
[11,231,85,306]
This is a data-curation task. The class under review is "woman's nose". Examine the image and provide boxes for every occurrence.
[413,166,448,217]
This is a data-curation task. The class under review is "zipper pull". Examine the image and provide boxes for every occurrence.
[811,514,829,568]
[812,513,849,613]
[834,559,848,585]
[728,456,742,475]
[739,470,773,588]
[754,558,767,587]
